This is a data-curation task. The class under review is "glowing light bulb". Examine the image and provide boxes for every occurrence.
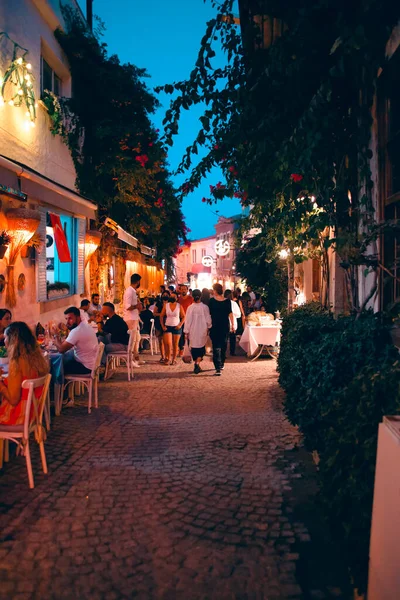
[30,121,35,128]
[279,249,289,259]
[16,57,23,65]
[8,99,14,106]
[25,111,30,117]
[25,74,31,81]
[26,63,32,70]
[34,103,38,108]
[18,89,23,95]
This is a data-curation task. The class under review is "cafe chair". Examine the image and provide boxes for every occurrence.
[0,374,52,489]
[62,343,105,414]
[140,318,156,355]
[104,330,135,382]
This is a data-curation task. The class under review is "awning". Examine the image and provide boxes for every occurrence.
[117,226,138,248]
[0,154,97,219]
[190,263,211,274]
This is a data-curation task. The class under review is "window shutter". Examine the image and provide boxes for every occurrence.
[36,207,48,302]
[76,218,86,295]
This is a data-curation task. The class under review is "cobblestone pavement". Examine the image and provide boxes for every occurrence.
[0,355,351,600]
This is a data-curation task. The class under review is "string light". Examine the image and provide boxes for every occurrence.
[0,32,37,124]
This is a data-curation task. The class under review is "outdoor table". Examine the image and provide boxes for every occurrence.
[239,323,281,361]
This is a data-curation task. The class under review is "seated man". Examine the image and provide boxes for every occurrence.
[88,292,102,317]
[55,306,99,375]
[98,302,129,354]
[139,299,154,335]
[80,299,90,323]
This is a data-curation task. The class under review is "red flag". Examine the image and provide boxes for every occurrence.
[49,213,72,263]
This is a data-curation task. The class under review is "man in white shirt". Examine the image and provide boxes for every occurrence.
[123,273,142,366]
[224,289,242,356]
[247,285,256,306]
[80,299,90,323]
[55,306,99,375]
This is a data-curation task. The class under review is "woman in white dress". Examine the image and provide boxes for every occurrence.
[184,289,212,374]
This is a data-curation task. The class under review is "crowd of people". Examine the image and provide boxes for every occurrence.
[0,276,266,427]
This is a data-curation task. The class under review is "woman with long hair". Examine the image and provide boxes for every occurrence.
[153,290,170,362]
[0,322,49,425]
[160,291,186,365]
[0,308,12,346]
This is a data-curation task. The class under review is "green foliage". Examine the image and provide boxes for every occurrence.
[52,9,186,261]
[41,89,63,136]
[278,304,400,591]
[235,232,287,311]
[158,0,400,309]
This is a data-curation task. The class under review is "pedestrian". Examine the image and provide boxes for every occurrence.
[123,273,143,367]
[224,289,242,356]
[233,289,246,334]
[184,288,211,374]
[178,284,193,357]
[200,288,211,306]
[208,283,235,376]
[160,290,185,365]
[153,290,170,362]
[247,285,256,307]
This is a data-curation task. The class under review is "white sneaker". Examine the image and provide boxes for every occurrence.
[131,360,141,368]
[136,360,146,365]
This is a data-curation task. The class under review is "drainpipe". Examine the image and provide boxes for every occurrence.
[86,0,93,31]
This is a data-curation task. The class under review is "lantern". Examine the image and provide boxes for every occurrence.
[6,208,40,307]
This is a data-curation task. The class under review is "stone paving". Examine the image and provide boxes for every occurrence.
[0,354,351,600]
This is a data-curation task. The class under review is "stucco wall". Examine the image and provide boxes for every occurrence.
[0,0,77,189]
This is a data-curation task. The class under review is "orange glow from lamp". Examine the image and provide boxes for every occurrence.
[6,208,40,307]
[84,230,102,296]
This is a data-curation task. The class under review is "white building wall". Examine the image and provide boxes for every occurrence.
[0,0,78,189]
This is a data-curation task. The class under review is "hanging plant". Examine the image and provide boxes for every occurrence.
[0,32,37,125]
[41,89,63,135]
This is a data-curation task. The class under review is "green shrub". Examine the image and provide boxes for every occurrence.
[278,303,400,592]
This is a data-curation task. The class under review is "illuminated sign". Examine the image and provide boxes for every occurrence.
[201,255,214,267]
[215,240,230,256]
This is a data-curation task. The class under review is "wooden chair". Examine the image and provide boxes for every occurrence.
[0,374,52,489]
[62,343,105,414]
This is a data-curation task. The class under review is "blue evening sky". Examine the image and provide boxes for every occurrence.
[78,0,242,239]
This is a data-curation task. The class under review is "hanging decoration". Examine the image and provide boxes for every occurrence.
[6,208,40,307]
[0,32,38,125]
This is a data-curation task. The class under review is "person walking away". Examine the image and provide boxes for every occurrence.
[184,289,211,374]
[178,284,193,357]
[160,291,185,365]
[153,291,169,362]
[200,288,211,306]
[224,289,241,356]
[123,273,143,367]
[209,283,234,376]
[233,289,246,335]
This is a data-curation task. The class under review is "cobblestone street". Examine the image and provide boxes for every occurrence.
[0,355,350,600]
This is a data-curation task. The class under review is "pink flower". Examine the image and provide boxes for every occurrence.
[149,142,153,147]
[202,197,208,203]
[209,185,215,193]
[291,173,303,183]
[229,166,236,173]
[214,144,219,150]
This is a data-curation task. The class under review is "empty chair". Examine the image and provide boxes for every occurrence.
[0,374,52,489]
[140,318,156,355]
[62,343,105,413]
[104,330,135,381]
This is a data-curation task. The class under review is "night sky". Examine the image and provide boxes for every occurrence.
[78,0,242,240]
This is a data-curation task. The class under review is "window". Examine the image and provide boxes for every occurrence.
[41,57,62,95]
[378,50,400,308]
[202,248,206,258]
[37,208,85,301]
[192,249,197,264]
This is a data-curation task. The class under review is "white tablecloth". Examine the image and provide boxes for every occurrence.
[239,325,281,356]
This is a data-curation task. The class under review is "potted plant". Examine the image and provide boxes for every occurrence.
[47,281,70,299]
[0,231,12,259]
